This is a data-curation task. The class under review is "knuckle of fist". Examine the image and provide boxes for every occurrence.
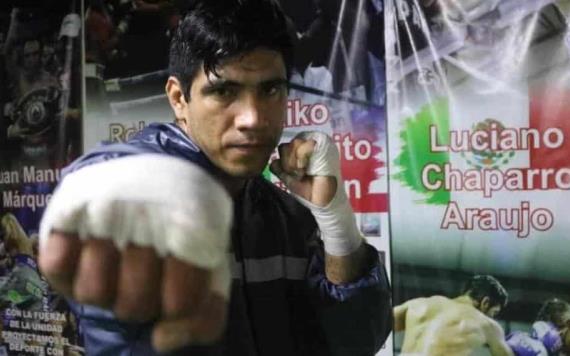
[194,315,225,343]
[114,301,158,322]
[163,294,203,318]
[196,296,227,343]
[38,255,65,278]
[74,282,115,307]
[38,235,80,277]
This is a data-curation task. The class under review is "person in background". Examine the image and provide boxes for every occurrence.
[507,298,570,356]
[394,275,513,356]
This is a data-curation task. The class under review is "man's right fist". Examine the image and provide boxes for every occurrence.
[531,321,563,354]
[38,154,233,352]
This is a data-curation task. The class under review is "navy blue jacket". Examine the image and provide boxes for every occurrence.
[65,123,392,356]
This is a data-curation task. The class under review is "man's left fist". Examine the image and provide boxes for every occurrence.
[269,131,338,207]
[270,131,363,257]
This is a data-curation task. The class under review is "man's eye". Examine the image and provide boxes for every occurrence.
[261,83,284,97]
[210,86,237,99]
[214,88,232,97]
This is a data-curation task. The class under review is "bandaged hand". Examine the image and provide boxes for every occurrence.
[39,154,233,352]
[531,321,563,354]
[270,131,363,256]
[506,332,547,356]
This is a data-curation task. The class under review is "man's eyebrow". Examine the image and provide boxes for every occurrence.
[200,77,288,95]
[200,79,242,95]
[259,78,288,87]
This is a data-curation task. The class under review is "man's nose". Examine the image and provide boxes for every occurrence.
[234,95,267,130]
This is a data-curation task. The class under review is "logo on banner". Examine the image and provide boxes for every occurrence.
[393,93,570,238]
[461,119,516,170]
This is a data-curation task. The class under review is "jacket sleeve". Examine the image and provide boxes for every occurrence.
[307,241,393,356]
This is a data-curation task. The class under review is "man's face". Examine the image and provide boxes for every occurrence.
[23,41,41,71]
[177,48,287,177]
[478,297,501,318]
[484,304,501,318]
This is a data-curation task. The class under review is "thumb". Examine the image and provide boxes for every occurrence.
[269,159,313,201]
[152,293,228,352]
[269,159,297,188]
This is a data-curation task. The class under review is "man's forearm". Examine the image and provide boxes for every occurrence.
[325,243,370,284]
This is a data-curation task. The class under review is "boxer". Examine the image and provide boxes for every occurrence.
[38,1,392,354]
[394,275,513,356]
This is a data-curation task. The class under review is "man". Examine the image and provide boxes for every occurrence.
[12,39,60,100]
[394,275,513,356]
[507,298,570,356]
[37,0,392,355]
[5,39,61,141]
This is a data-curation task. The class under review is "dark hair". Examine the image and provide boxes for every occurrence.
[536,298,570,328]
[169,0,294,98]
[462,275,508,308]
[18,39,43,64]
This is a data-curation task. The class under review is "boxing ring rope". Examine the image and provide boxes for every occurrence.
[102,68,383,117]
[110,93,166,116]
[105,69,169,92]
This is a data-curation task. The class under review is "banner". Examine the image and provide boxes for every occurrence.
[270,0,389,263]
[386,0,570,355]
[273,4,391,351]
[0,0,83,354]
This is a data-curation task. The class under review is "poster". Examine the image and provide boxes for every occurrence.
[273,4,391,351]
[83,1,391,355]
[0,0,83,354]
[273,0,389,247]
[386,0,570,355]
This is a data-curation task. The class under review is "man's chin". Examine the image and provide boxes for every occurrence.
[221,161,267,179]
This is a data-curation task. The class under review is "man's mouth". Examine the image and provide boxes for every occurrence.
[227,141,274,151]
[228,144,271,154]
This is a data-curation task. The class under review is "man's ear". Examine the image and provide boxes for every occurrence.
[480,296,491,311]
[165,76,188,128]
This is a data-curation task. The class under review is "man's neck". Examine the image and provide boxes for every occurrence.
[214,172,248,200]
[454,295,476,307]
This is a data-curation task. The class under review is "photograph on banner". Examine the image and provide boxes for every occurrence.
[385,0,570,355]
[272,2,391,353]
[83,0,177,148]
[0,0,84,355]
[269,0,389,250]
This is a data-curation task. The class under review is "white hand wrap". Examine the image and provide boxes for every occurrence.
[291,131,363,256]
[39,154,233,297]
